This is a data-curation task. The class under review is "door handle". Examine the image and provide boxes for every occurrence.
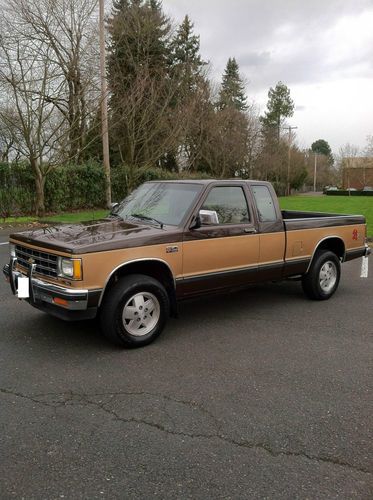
[244,228,257,234]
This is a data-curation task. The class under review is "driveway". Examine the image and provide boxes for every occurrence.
[0,231,372,499]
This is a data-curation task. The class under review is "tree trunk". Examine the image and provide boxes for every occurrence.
[277,117,280,143]
[34,166,46,217]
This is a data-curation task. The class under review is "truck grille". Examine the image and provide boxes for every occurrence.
[15,245,58,278]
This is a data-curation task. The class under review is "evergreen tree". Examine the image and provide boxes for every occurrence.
[218,58,248,111]
[311,139,332,157]
[107,0,172,166]
[260,81,294,142]
[169,15,205,94]
[108,0,170,90]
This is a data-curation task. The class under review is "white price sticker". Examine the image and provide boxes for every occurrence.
[17,277,30,298]
[360,256,369,278]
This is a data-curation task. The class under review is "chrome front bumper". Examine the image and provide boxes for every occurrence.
[3,259,100,320]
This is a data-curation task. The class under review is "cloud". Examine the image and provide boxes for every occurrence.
[163,0,373,150]
[239,51,271,68]
[164,0,373,89]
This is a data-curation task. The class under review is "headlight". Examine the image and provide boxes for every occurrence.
[9,243,16,258]
[57,257,82,280]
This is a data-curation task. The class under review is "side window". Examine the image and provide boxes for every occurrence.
[201,187,250,225]
[252,185,277,222]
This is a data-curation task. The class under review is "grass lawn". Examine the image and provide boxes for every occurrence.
[42,209,109,224]
[279,196,373,238]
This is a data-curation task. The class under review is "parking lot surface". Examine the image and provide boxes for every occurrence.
[0,231,372,499]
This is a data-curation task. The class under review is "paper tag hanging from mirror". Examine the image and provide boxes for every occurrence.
[360,256,369,278]
[17,277,30,298]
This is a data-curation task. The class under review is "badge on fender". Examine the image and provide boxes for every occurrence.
[166,246,179,254]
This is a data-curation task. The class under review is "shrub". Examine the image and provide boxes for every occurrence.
[0,162,212,216]
[326,190,373,196]
[0,163,34,218]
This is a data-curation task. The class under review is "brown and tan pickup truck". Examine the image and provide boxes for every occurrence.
[3,180,370,347]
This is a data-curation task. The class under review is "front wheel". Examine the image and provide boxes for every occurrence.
[100,274,170,347]
[302,250,341,300]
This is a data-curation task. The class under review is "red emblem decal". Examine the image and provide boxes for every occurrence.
[352,229,358,240]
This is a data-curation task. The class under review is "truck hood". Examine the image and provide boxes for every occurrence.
[10,218,181,254]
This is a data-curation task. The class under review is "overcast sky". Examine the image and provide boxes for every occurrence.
[163,0,373,154]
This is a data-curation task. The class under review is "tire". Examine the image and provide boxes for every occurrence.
[100,274,170,348]
[302,250,341,300]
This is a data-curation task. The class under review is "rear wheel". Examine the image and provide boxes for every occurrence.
[100,274,170,347]
[302,250,341,300]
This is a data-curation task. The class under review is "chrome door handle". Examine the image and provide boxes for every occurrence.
[244,228,257,234]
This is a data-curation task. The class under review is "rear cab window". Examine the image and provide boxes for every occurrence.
[251,185,277,222]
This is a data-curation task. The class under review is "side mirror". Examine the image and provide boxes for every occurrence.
[199,209,219,225]
[190,210,219,229]
[110,202,119,213]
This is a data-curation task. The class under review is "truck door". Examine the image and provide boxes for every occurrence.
[250,184,286,281]
[180,184,260,295]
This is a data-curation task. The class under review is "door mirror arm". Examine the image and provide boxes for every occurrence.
[190,214,201,230]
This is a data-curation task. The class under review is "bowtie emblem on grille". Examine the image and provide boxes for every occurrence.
[28,257,35,265]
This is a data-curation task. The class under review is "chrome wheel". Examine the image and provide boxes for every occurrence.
[122,292,160,337]
[319,261,337,293]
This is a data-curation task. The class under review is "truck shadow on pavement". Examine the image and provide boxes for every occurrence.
[19,280,309,351]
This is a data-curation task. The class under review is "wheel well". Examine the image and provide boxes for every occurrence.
[100,260,177,316]
[315,237,345,261]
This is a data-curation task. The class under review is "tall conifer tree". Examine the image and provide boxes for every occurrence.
[107,0,172,166]
[260,81,294,142]
[169,15,205,94]
[218,58,248,111]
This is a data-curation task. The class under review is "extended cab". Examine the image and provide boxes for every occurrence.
[3,180,371,347]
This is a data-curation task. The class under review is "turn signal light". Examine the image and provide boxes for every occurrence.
[73,260,82,280]
[53,297,68,307]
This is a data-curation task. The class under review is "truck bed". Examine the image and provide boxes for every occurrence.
[282,210,365,231]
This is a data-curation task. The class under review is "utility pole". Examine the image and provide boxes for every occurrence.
[99,0,112,207]
[313,152,318,192]
[282,125,297,196]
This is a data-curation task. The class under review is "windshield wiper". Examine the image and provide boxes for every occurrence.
[130,213,164,229]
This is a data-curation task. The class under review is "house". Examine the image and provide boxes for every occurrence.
[342,157,373,189]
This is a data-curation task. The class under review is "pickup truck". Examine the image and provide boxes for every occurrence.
[3,180,370,347]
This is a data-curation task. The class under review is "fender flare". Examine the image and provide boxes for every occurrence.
[98,258,176,307]
[305,236,345,274]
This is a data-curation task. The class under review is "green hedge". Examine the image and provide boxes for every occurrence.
[326,190,373,196]
[0,163,35,218]
[45,163,106,211]
[0,162,212,216]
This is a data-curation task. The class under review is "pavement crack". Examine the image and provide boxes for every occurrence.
[85,398,372,476]
[0,387,55,408]
[1,387,372,476]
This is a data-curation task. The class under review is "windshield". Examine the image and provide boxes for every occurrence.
[115,182,203,226]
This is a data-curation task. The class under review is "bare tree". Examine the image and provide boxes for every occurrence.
[5,0,100,163]
[363,135,373,157]
[245,103,262,178]
[200,106,249,178]
[0,104,23,162]
[111,66,194,189]
[0,20,66,214]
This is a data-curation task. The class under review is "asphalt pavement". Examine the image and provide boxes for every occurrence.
[0,229,372,499]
